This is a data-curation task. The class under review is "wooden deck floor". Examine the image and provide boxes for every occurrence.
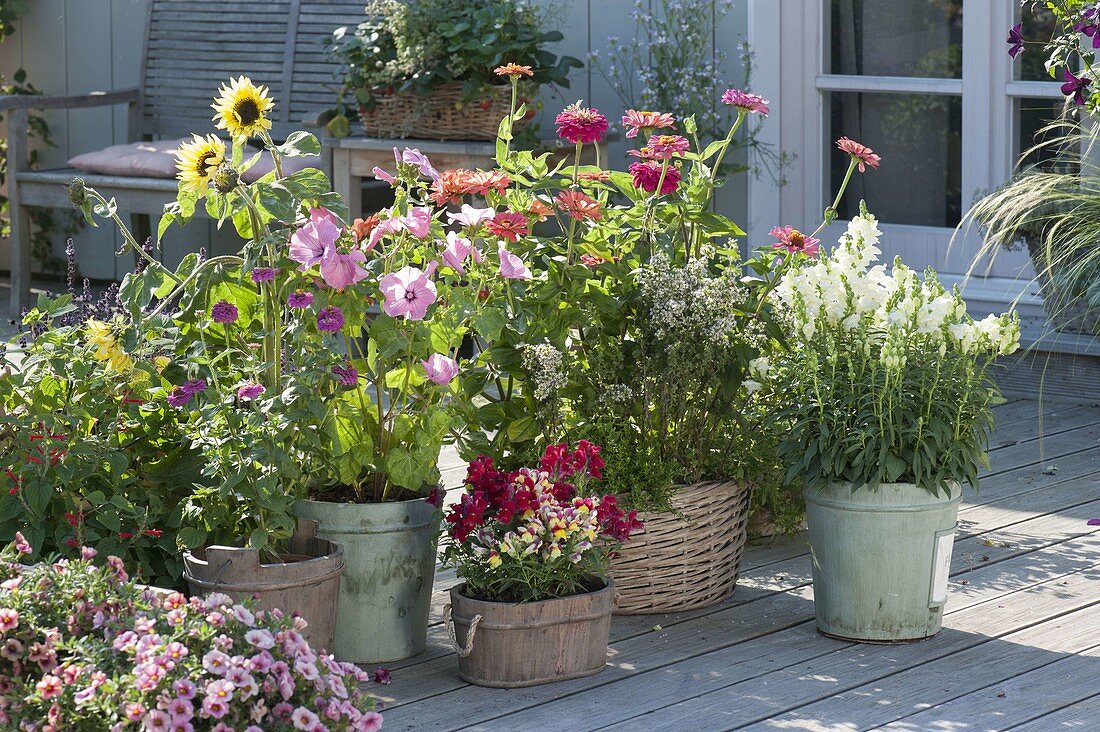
[379,398,1100,731]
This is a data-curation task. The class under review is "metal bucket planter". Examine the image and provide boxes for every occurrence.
[444,580,615,688]
[609,480,752,614]
[805,482,963,642]
[182,519,344,652]
[294,497,441,663]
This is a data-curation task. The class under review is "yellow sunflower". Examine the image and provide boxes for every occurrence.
[211,76,274,139]
[176,134,226,195]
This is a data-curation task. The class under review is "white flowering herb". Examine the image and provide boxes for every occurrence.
[770,206,1021,495]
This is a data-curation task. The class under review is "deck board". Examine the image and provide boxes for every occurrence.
[381,399,1100,731]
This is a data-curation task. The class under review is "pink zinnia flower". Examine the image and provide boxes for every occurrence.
[289,209,341,269]
[13,531,31,555]
[621,109,676,139]
[319,244,368,290]
[555,101,609,144]
[422,353,460,385]
[643,134,691,160]
[497,242,532,280]
[446,205,495,229]
[836,136,881,172]
[628,161,682,195]
[440,231,473,274]
[380,266,438,320]
[237,383,265,401]
[486,211,530,242]
[721,89,770,116]
[769,226,820,257]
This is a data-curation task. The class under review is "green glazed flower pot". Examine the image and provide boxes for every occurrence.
[805,482,962,642]
[294,497,441,663]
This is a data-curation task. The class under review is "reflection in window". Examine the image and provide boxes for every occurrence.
[1017,6,1061,82]
[829,91,962,227]
[830,0,963,79]
[1016,99,1079,174]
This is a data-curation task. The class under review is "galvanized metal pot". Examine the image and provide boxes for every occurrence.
[294,497,441,663]
[444,580,615,688]
[182,518,344,653]
[805,482,962,642]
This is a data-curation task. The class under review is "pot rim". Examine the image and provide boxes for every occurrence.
[183,542,345,568]
[449,577,614,608]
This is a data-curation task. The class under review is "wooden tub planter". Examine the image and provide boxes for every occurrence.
[443,580,616,688]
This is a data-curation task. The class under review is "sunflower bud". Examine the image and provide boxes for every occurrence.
[212,165,240,194]
[67,178,88,207]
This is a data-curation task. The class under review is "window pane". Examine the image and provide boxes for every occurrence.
[830,0,963,79]
[1017,6,1060,81]
[829,91,962,227]
[1016,98,1079,173]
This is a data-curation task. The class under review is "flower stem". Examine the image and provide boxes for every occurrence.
[703,109,746,209]
[810,158,858,239]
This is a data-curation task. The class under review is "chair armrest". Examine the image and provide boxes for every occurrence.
[0,87,140,112]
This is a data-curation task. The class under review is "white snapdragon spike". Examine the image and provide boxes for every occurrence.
[749,356,771,379]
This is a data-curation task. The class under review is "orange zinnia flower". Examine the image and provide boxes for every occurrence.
[430,169,478,206]
[555,190,603,222]
[494,63,535,79]
[527,198,554,222]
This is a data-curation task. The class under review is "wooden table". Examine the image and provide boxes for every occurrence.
[326,135,610,220]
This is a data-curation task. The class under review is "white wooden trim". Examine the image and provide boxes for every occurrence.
[745,0,781,245]
[1005,81,1066,99]
[815,74,962,96]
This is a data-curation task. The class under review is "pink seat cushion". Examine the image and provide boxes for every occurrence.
[68,138,318,183]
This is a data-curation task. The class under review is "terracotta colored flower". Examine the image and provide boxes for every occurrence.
[628,161,682,195]
[431,169,473,205]
[555,101,609,144]
[580,254,605,268]
[836,137,881,172]
[527,198,554,222]
[555,190,603,222]
[578,170,611,182]
[486,211,530,242]
[769,225,820,257]
[721,89,770,115]
[621,109,676,139]
[465,169,511,197]
[494,63,534,79]
[351,215,380,243]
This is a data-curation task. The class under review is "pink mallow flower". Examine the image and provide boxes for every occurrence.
[497,242,532,280]
[367,207,433,250]
[380,266,438,320]
[422,354,460,385]
[319,243,368,291]
[440,232,473,274]
[289,209,341,270]
[769,226,820,257]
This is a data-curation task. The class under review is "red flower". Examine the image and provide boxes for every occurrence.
[118,532,134,540]
[628,161,682,195]
[580,254,605,268]
[555,102,609,144]
[836,136,881,172]
[485,211,530,242]
[143,529,163,538]
[555,190,603,222]
[351,215,381,243]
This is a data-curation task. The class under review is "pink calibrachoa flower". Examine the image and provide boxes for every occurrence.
[769,226,820,257]
[13,531,30,555]
[237,383,265,401]
[621,109,676,138]
[555,101,609,144]
[319,243,368,291]
[628,161,682,195]
[486,211,530,242]
[447,204,496,229]
[497,242,532,280]
[361,711,384,731]
[289,209,340,269]
[721,88,770,116]
[440,231,473,274]
[643,134,691,160]
[380,266,438,320]
[422,353,460,385]
[0,608,18,632]
[836,136,881,172]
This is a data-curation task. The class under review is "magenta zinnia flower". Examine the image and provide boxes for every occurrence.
[236,383,265,401]
[497,242,532,280]
[721,89,770,116]
[769,226,820,257]
[555,101,609,144]
[836,137,881,172]
[380,266,438,320]
[211,299,238,324]
[316,306,345,333]
[167,379,207,408]
[287,290,314,308]
[642,134,690,160]
[485,211,530,242]
[250,267,277,283]
[621,109,676,139]
[332,364,358,387]
[289,211,340,269]
[422,353,460,385]
[628,161,682,195]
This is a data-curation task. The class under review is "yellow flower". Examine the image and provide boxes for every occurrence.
[176,134,226,195]
[212,76,274,139]
[85,319,114,348]
[487,552,502,569]
[85,320,132,373]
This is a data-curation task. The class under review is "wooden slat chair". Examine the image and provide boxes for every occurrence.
[1,0,366,318]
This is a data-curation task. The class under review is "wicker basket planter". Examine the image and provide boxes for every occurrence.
[443,580,615,688]
[359,82,525,141]
[609,480,752,614]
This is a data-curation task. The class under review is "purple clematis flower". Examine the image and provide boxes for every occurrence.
[1006,23,1025,59]
[1061,68,1092,105]
[422,353,460,385]
[379,266,438,320]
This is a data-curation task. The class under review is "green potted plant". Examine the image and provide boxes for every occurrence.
[328,0,582,140]
[769,203,1021,642]
[440,441,640,687]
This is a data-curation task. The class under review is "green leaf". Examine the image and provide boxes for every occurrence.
[177,527,207,548]
[326,114,352,139]
[275,131,322,158]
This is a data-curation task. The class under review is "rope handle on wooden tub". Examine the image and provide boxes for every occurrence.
[442,604,482,658]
